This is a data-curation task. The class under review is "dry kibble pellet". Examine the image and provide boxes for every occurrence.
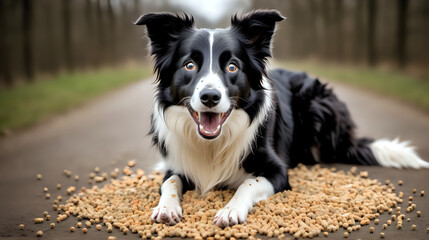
[74,175,79,181]
[411,225,416,230]
[19,224,24,230]
[374,219,380,225]
[94,167,100,173]
[108,237,117,240]
[413,188,417,194]
[82,228,87,234]
[70,226,75,232]
[36,230,43,237]
[96,224,102,231]
[387,220,392,225]
[128,160,136,167]
[50,223,55,229]
[421,190,425,196]
[398,180,403,185]
[343,232,349,238]
[76,222,82,228]
[43,187,48,192]
[36,174,42,180]
[34,218,44,224]
[85,221,91,228]
[56,183,61,189]
[383,224,387,229]
[64,169,72,177]
[417,210,421,217]
[370,227,374,233]
[45,193,51,199]
[380,232,385,238]
[426,227,429,233]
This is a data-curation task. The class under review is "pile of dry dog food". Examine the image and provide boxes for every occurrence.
[30,163,427,239]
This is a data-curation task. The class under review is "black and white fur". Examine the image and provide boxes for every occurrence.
[134,10,429,227]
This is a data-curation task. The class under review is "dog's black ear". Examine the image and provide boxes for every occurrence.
[231,10,284,89]
[134,13,194,82]
[134,12,194,47]
[231,10,284,58]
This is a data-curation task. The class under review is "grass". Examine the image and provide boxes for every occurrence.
[278,60,429,112]
[0,66,152,132]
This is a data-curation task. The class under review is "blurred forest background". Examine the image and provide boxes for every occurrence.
[1,0,429,132]
[1,0,429,86]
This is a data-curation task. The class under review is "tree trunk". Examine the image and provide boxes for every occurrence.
[367,0,377,66]
[22,0,34,81]
[354,0,365,63]
[62,0,73,71]
[334,0,344,61]
[107,0,116,66]
[396,0,408,68]
[0,0,12,86]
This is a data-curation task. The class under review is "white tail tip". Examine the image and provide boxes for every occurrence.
[370,138,429,168]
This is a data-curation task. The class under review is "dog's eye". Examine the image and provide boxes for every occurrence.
[226,63,238,73]
[185,62,196,71]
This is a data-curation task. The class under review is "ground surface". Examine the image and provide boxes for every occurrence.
[0,78,428,240]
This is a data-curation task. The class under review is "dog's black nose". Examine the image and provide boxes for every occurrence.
[200,89,221,108]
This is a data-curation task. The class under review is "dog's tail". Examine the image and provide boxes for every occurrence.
[339,137,429,168]
[368,138,429,168]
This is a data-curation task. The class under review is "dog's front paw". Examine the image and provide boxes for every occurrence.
[151,204,182,225]
[213,206,248,227]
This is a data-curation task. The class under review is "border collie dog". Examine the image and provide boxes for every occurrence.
[135,10,429,227]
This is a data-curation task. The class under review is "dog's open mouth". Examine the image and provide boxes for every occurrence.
[187,107,233,139]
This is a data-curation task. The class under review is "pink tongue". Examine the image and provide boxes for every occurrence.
[199,112,221,133]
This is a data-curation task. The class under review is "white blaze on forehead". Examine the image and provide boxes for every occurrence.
[190,30,230,113]
[209,31,214,72]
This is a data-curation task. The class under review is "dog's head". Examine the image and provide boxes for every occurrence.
[135,10,284,140]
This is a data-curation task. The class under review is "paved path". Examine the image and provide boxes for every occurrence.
[1,77,428,239]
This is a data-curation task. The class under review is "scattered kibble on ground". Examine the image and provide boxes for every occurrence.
[28,164,427,239]
[40,164,418,239]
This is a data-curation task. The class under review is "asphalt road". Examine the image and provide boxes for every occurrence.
[0,77,428,240]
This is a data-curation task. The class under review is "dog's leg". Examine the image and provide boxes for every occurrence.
[213,177,274,227]
[151,175,183,225]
